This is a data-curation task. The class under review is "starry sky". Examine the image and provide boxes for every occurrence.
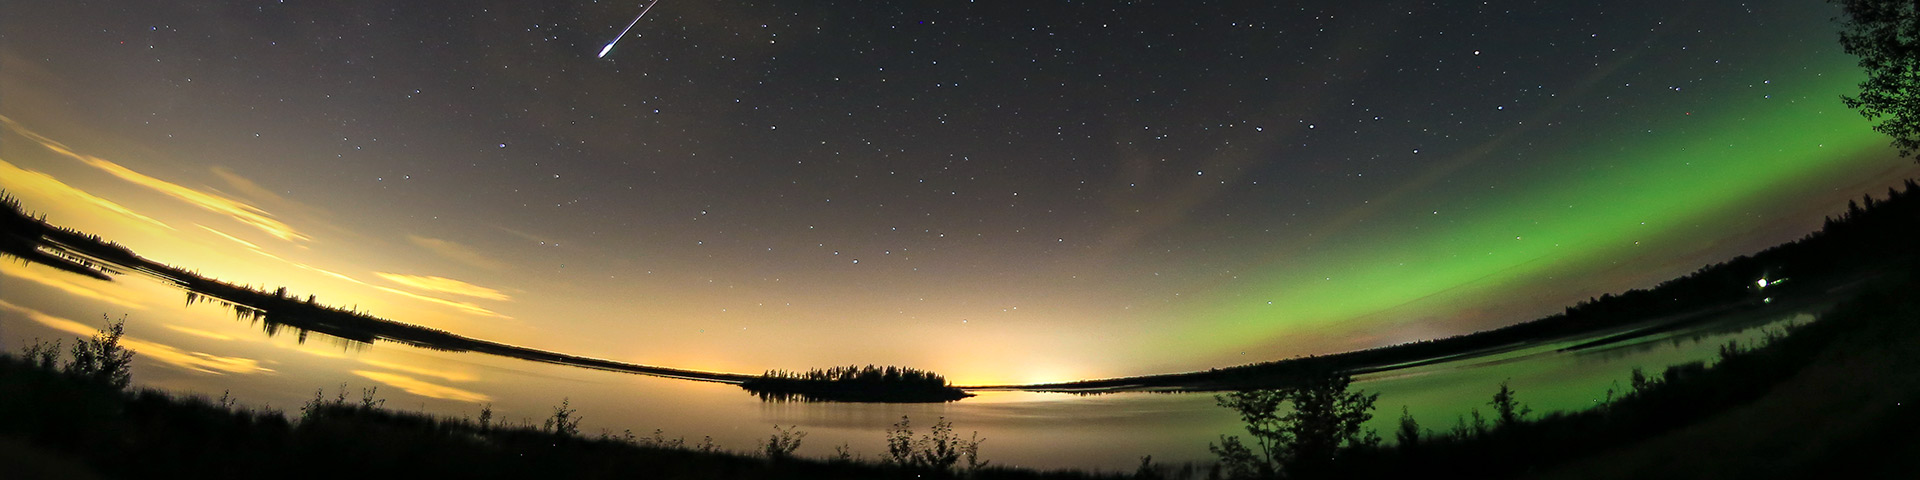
[2,0,1914,385]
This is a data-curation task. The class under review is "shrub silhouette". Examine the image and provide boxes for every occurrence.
[762,424,806,460]
[1212,370,1379,478]
[20,338,62,371]
[1487,380,1532,427]
[63,316,135,390]
[881,415,986,472]
[1395,406,1421,450]
[544,398,582,438]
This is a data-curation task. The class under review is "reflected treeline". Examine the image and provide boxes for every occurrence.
[0,352,1020,479]
[2,193,120,280]
[183,291,370,352]
[7,192,970,403]
[741,365,973,403]
[1,191,756,386]
[1012,179,1920,394]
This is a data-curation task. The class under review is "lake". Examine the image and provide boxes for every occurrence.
[0,258,1818,471]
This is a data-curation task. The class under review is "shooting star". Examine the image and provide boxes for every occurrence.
[599,0,664,58]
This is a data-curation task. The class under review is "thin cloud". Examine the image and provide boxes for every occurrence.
[197,224,262,250]
[240,249,511,319]
[374,272,510,301]
[209,166,289,206]
[0,157,173,231]
[370,285,510,319]
[493,224,559,246]
[407,235,507,270]
[0,115,308,242]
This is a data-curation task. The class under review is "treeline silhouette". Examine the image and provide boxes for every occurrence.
[1,192,118,280]
[1026,179,1920,392]
[2,191,767,386]
[0,325,1110,479]
[7,192,988,403]
[7,271,1912,479]
[741,365,973,403]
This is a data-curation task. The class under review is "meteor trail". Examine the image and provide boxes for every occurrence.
[599,0,663,58]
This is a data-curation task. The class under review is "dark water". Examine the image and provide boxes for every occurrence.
[0,258,1815,470]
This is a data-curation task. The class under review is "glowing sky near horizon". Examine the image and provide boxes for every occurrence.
[2,0,1915,384]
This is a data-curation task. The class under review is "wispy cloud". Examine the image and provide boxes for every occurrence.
[407,235,507,270]
[0,300,273,375]
[197,224,262,250]
[369,285,510,319]
[208,166,289,206]
[374,272,510,301]
[351,370,490,403]
[240,248,511,318]
[0,157,173,231]
[1,115,308,242]
[493,224,559,246]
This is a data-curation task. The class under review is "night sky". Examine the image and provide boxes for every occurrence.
[3,0,1914,384]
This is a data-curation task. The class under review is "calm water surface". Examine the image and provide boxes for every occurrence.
[0,260,1816,471]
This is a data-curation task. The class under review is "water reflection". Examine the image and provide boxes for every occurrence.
[351,370,491,403]
[359,358,479,383]
[1,261,142,310]
[0,216,1839,470]
[4,201,757,386]
[0,263,1825,470]
[163,324,236,341]
[0,298,271,375]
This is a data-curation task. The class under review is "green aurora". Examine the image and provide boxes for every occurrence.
[1189,59,1901,360]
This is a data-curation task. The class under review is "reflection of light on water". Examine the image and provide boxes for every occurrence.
[164,324,235,341]
[283,341,355,359]
[0,262,144,310]
[352,370,491,403]
[0,299,272,375]
[360,358,478,383]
